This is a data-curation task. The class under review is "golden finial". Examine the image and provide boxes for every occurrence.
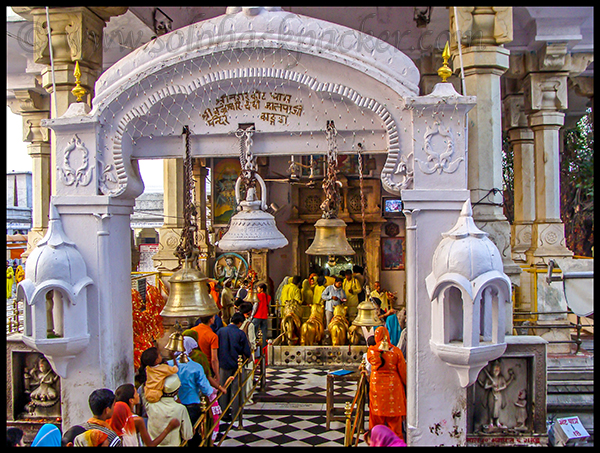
[437,41,452,83]
[71,61,87,102]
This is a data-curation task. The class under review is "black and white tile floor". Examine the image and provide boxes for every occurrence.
[218,366,368,447]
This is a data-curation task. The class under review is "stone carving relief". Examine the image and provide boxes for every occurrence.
[59,134,94,187]
[415,123,463,175]
[23,355,61,418]
[473,358,531,434]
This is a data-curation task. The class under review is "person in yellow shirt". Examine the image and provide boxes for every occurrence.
[312,275,327,326]
[15,264,25,284]
[282,276,303,309]
[7,260,15,299]
[370,281,389,312]
[342,269,362,322]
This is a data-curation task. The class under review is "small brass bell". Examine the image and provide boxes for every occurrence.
[378,336,390,352]
[165,330,185,353]
[305,218,355,256]
[352,299,384,328]
[244,284,260,305]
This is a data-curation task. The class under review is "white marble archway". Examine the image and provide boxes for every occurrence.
[40,7,507,445]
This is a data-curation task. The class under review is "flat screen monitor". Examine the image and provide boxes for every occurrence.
[382,197,403,217]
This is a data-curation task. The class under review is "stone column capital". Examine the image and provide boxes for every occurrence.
[12,7,127,84]
[449,7,513,51]
[454,45,510,77]
[523,72,569,113]
[502,92,528,130]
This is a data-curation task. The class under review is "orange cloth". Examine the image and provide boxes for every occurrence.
[209,281,222,309]
[144,363,179,403]
[109,401,140,446]
[191,323,219,364]
[367,326,407,439]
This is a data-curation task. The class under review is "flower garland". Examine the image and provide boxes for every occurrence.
[132,280,168,370]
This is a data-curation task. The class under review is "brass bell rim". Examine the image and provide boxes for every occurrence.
[351,300,384,327]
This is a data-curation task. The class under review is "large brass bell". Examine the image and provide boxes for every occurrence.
[160,258,219,319]
[352,298,384,328]
[305,218,355,256]
[218,174,288,252]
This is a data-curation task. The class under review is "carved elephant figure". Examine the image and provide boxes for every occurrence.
[328,304,349,346]
[281,299,303,346]
[300,304,325,346]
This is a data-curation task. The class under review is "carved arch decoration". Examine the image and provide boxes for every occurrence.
[87,7,421,199]
[96,67,413,197]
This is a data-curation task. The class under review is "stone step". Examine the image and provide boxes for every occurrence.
[547,367,594,381]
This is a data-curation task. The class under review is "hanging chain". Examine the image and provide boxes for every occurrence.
[235,125,257,193]
[320,120,342,219]
[175,125,198,265]
[357,143,370,293]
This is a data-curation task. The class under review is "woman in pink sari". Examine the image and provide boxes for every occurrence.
[368,424,407,447]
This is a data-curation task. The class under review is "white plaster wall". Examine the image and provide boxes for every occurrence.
[403,192,470,445]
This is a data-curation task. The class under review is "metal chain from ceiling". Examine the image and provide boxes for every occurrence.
[174,125,199,265]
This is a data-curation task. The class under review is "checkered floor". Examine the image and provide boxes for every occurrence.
[218,366,368,447]
[258,367,359,402]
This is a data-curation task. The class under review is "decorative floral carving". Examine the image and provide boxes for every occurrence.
[415,122,463,175]
[59,134,94,187]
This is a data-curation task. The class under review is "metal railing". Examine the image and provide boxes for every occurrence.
[183,339,267,447]
[513,259,594,353]
[343,358,369,447]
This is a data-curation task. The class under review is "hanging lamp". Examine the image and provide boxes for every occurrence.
[161,126,219,320]
[218,126,288,252]
[305,121,355,256]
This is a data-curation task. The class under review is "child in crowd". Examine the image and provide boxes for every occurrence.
[140,347,178,404]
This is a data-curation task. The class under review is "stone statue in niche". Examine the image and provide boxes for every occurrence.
[513,389,528,431]
[477,360,516,433]
[23,356,61,417]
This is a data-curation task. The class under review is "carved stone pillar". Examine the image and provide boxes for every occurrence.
[502,91,535,265]
[450,7,521,288]
[521,43,586,266]
[153,158,184,271]
[7,88,51,262]
[12,6,128,199]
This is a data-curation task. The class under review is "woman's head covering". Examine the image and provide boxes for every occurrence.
[74,429,109,447]
[109,401,136,437]
[175,335,198,358]
[31,423,62,447]
[369,424,406,447]
[374,325,391,345]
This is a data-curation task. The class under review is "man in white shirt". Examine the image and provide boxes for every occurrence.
[321,276,347,328]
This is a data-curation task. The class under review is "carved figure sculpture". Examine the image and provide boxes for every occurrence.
[328,304,349,346]
[514,389,528,431]
[24,356,60,416]
[300,304,325,346]
[478,360,516,432]
[281,299,303,346]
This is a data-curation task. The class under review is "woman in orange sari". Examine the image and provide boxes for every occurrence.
[367,325,407,440]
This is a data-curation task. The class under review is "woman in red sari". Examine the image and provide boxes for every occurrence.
[367,325,407,440]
